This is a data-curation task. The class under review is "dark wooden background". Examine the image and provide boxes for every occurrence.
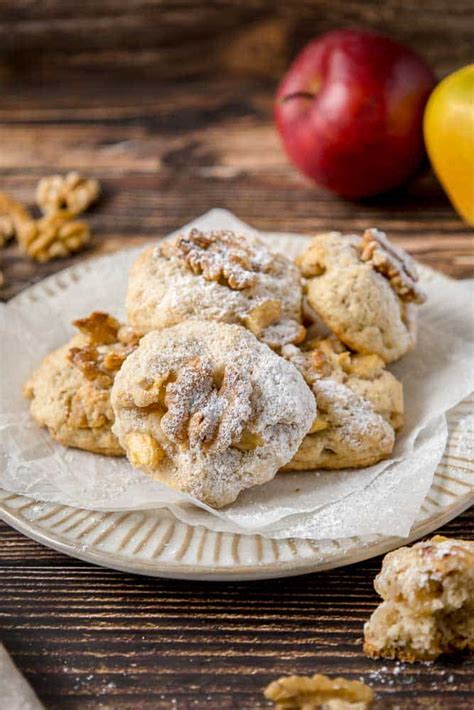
[0,1,473,707]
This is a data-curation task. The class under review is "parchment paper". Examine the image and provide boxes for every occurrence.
[1,209,473,539]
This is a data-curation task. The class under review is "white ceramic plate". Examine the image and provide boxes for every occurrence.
[1,221,473,580]
[0,408,472,580]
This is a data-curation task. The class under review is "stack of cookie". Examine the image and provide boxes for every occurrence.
[24,227,426,508]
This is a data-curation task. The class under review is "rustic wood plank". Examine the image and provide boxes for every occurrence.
[0,0,471,79]
[0,509,472,709]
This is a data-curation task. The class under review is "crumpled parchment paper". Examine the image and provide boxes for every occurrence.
[1,209,473,540]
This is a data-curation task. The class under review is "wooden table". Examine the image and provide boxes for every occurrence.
[1,8,473,705]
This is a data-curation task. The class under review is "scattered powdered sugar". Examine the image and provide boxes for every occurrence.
[313,379,393,447]
[282,343,395,462]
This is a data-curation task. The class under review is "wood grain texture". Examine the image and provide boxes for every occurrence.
[0,509,473,709]
[0,0,471,79]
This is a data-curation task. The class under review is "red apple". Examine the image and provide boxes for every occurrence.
[275,29,436,198]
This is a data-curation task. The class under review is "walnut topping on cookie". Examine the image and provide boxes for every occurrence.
[162,359,253,454]
[364,536,474,662]
[68,312,139,388]
[166,228,264,289]
[24,312,139,456]
[264,673,374,709]
[358,228,426,304]
[73,311,122,344]
[111,321,315,508]
[298,230,424,363]
[127,229,305,349]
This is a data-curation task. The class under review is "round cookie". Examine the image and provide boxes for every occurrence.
[126,228,305,349]
[111,321,316,508]
[297,228,426,363]
[24,312,139,456]
[281,336,400,470]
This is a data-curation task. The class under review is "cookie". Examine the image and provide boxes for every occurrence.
[281,336,401,470]
[111,321,315,508]
[364,536,474,662]
[126,228,305,349]
[24,312,139,456]
[297,228,426,363]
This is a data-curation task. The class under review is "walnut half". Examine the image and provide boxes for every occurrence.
[17,211,90,263]
[36,171,100,216]
[264,673,374,709]
[73,312,121,345]
[168,229,261,290]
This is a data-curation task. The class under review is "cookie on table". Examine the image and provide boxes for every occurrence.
[297,228,426,363]
[126,228,306,350]
[111,321,315,508]
[364,536,474,662]
[281,335,401,470]
[24,312,139,456]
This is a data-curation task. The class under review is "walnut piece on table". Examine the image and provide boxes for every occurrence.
[0,192,33,247]
[36,171,100,215]
[16,210,90,263]
[264,673,374,709]
[0,214,15,248]
[364,535,474,663]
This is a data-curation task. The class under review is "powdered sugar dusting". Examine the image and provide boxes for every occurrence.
[111,320,315,508]
[162,358,253,454]
[169,228,274,290]
[282,343,395,466]
[127,229,304,348]
[314,379,393,448]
